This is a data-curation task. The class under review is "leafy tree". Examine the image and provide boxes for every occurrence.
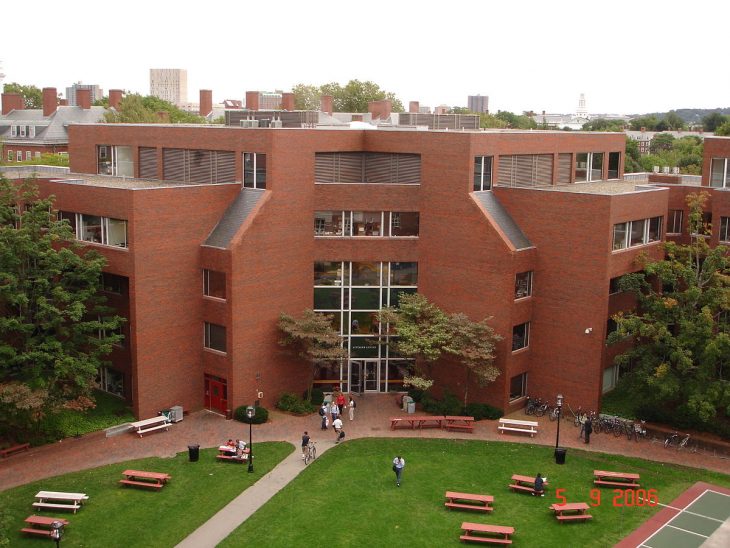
[278,309,347,402]
[609,192,730,426]
[449,107,472,115]
[629,115,661,131]
[624,137,642,173]
[664,110,686,131]
[291,84,321,110]
[582,118,625,132]
[103,94,205,124]
[3,83,43,109]
[479,113,508,129]
[702,112,729,132]
[0,178,124,437]
[494,110,537,129]
[715,121,730,137]
[292,80,404,113]
[650,132,675,154]
[380,293,501,404]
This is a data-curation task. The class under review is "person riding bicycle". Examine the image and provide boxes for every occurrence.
[301,431,310,459]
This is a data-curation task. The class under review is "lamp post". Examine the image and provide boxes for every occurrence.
[246,405,255,473]
[50,520,63,548]
[554,393,565,464]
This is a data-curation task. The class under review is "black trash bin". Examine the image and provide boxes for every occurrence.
[554,447,567,465]
[188,444,200,462]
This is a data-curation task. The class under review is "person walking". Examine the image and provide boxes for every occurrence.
[578,412,586,440]
[301,431,310,459]
[336,392,347,415]
[331,400,340,422]
[348,397,356,421]
[333,417,343,434]
[584,416,593,444]
[392,455,405,487]
[320,412,329,431]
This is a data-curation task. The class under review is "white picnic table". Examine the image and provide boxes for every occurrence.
[129,415,170,437]
[33,491,89,513]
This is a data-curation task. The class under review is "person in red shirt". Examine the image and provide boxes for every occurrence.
[336,392,347,415]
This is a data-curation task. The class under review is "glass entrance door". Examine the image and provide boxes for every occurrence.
[349,361,362,394]
[349,360,380,392]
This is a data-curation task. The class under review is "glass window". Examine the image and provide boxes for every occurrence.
[710,158,727,188]
[602,364,619,394]
[515,271,532,299]
[19,125,26,137]
[349,312,379,334]
[16,151,22,162]
[575,153,588,182]
[351,288,380,310]
[351,262,381,286]
[613,222,628,250]
[386,288,417,308]
[204,322,226,352]
[106,218,128,247]
[7,150,12,162]
[349,336,380,358]
[98,366,124,397]
[58,211,77,235]
[203,269,226,300]
[590,152,604,181]
[668,210,683,234]
[243,152,266,189]
[607,152,620,179]
[720,217,730,243]
[101,273,126,294]
[473,156,493,191]
[26,151,31,161]
[630,219,646,247]
[352,211,383,236]
[314,261,344,286]
[314,287,342,310]
[34,151,41,159]
[314,211,343,236]
[512,322,530,351]
[390,212,419,237]
[509,373,527,401]
[390,262,417,286]
[80,214,103,243]
[647,217,662,242]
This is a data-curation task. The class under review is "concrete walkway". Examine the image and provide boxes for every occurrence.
[176,439,335,548]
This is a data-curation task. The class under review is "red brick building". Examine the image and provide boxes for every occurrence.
[6,126,729,420]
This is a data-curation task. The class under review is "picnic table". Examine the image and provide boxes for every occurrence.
[460,522,514,544]
[444,491,493,512]
[129,416,170,437]
[549,502,593,523]
[33,491,89,513]
[21,515,70,537]
[509,474,549,495]
[119,469,171,489]
[217,445,250,462]
[390,415,445,430]
[593,470,640,488]
[444,416,475,433]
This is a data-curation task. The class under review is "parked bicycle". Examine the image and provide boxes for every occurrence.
[664,432,691,450]
[524,396,541,416]
[304,441,317,465]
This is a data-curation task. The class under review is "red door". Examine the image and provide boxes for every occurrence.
[204,375,228,415]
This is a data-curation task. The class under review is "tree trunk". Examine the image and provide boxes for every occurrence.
[463,368,470,407]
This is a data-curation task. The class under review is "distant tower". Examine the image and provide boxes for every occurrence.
[150,68,188,106]
[468,94,489,114]
[576,93,588,117]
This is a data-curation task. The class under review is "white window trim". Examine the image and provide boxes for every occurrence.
[515,271,533,300]
[72,213,128,249]
[613,217,662,252]
[710,158,729,188]
[719,217,730,243]
[474,156,493,191]
[512,322,530,353]
[16,151,22,161]
[667,210,683,234]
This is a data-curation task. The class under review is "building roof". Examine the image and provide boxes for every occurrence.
[0,106,107,144]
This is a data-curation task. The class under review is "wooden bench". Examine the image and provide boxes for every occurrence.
[120,469,171,489]
[217,454,248,462]
[21,527,52,537]
[390,415,445,430]
[593,470,640,489]
[32,501,81,512]
[509,474,548,495]
[498,418,538,437]
[444,416,475,433]
[550,502,592,523]
[557,514,593,522]
[445,491,493,512]
[460,522,513,544]
[22,515,70,536]
[33,491,88,514]
[129,416,170,438]
[119,479,164,489]
[0,443,30,458]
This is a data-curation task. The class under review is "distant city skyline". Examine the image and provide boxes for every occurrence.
[2,0,729,116]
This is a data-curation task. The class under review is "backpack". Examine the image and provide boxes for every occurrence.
[319,407,325,416]
[338,430,345,440]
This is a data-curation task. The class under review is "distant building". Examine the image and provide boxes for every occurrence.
[149,69,187,106]
[66,83,103,106]
[625,130,714,156]
[468,95,489,113]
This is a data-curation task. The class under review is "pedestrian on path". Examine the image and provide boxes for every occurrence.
[584,416,593,444]
[333,417,343,434]
[578,412,586,440]
[348,397,356,421]
[336,392,347,415]
[321,413,329,431]
[301,431,310,459]
[392,455,405,487]
[331,401,340,422]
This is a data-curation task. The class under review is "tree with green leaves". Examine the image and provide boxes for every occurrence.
[624,137,642,173]
[650,132,675,154]
[702,112,728,132]
[2,82,43,109]
[608,192,730,426]
[664,110,686,131]
[715,121,730,137]
[292,80,404,113]
[494,111,537,130]
[0,177,124,438]
[278,309,347,402]
[103,93,206,124]
[380,293,501,404]
[292,84,322,111]
[582,118,625,132]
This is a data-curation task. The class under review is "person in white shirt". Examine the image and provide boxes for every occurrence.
[333,417,343,433]
[392,456,405,486]
[348,397,356,421]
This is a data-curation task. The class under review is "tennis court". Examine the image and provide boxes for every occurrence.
[616,482,730,548]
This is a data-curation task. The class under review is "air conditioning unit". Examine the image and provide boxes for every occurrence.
[239,119,259,128]
[652,166,660,173]
[662,166,670,174]
[169,405,184,423]
[672,167,680,175]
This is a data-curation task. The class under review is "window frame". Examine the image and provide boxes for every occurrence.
[243,152,267,189]
[473,156,493,191]
[514,271,533,300]
[508,372,527,401]
[204,322,227,353]
[203,269,227,300]
[710,158,729,188]
[667,209,683,234]
[720,217,730,243]
[512,322,530,352]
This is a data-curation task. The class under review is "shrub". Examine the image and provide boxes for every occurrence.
[407,388,425,403]
[277,393,316,415]
[234,405,269,424]
[309,388,324,405]
[420,393,440,414]
[464,402,503,421]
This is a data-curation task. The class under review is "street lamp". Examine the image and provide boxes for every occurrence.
[50,520,64,548]
[554,394,565,465]
[246,405,255,473]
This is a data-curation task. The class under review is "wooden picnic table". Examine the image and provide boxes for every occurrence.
[509,474,549,495]
[444,416,475,432]
[21,515,70,537]
[33,491,89,513]
[444,491,494,512]
[217,445,250,462]
[129,415,170,437]
[390,415,445,430]
[549,502,593,523]
[460,522,514,544]
[119,469,171,489]
[593,470,640,488]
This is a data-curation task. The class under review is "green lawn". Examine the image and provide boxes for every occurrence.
[0,443,293,547]
[228,438,730,547]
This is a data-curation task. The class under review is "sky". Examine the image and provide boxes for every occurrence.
[2,0,728,116]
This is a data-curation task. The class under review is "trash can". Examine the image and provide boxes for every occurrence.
[188,444,200,462]
[554,447,567,465]
[407,401,416,414]
[402,395,412,411]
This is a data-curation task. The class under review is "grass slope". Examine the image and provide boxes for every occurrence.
[0,443,293,547]
[228,438,730,547]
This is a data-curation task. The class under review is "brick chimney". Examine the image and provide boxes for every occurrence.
[409,101,419,113]
[200,89,213,117]
[281,92,295,111]
[320,95,333,115]
[245,91,259,111]
[43,87,58,116]
[59,99,68,106]
[76,88,91,110]
[109,89,123,110]
[1,93,25,115]
[368,100,392,120]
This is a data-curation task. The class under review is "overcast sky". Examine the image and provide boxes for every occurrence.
[2,0,727,115]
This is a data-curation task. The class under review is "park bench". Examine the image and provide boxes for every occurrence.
[119,469,171,489]
[21,516,69,537]
[444,416,475,433]
[390,415,445,430]
[593,470,640,488]
[459,522,513,544]
[550,502,593,523]
[33,491,88,513]
[129,416,170,438]
[445,491,493,512]
[1,443,30,458]
[508,474,548,495]
[497,418,538,437]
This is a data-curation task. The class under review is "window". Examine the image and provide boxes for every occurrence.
[10,125,17,137]
[613,216,662,251]
[105,218,128,247]
[314,211,419,237]
[602,364,620,394]
[19,125,26,137]
[607,152,620,179]
[101,273,125,294]
[613,222,628,250]
[25,151,31,161]
[691,212,712,237]
[390,212,419,236]
[512,322,530,351]
[64,212,128,248]
[204,322,227,353]
[668,210,683,234]
[515,271,532,299]
[352,212,382,236]
[314,211,343,236]
[720,217,730,243]
[630,219,646,247]
[16,151,22,162]
[710,158,730,188]
[98,367,124,397]
[7,150,12,162]
[203,269,226,300]
[28,126,35,138]
[473,156,493,191]
[80,214,103,243]
[509,373,527,401]
[97,145,133,176]
[34,151,41,159]
[575,152,604,182]
[243,152,266,188]
[609,276,624,295]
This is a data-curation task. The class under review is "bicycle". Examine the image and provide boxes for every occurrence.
[304,441,317,465]
[664,432,691,450]
[524,396,540,416]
